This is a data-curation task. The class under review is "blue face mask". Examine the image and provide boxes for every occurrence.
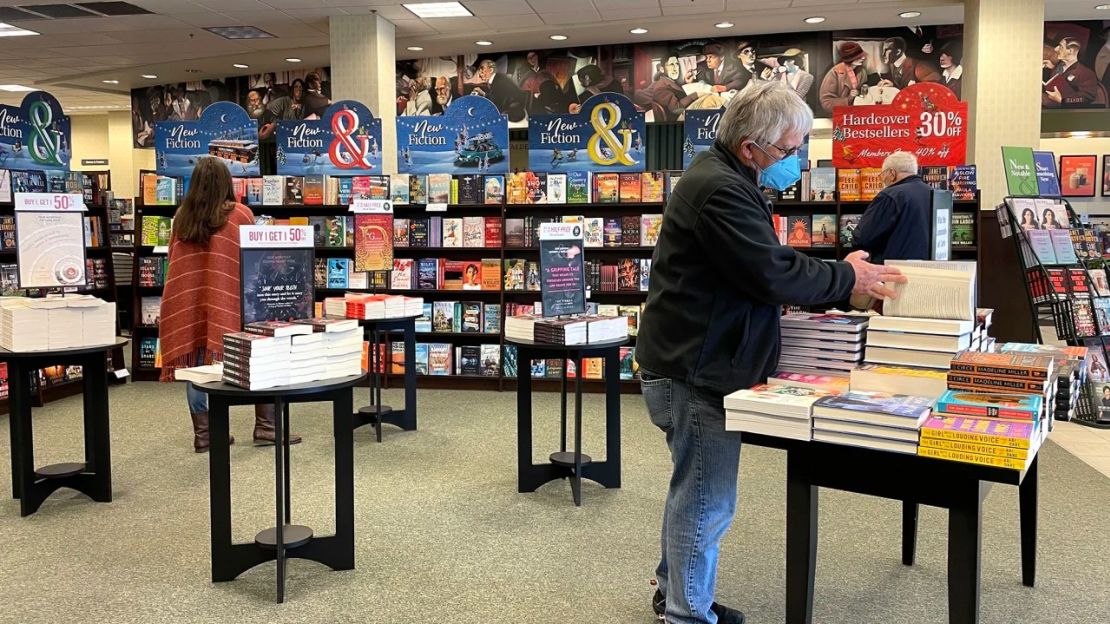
[753,143,802,191]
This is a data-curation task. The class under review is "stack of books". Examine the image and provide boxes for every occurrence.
[811,391,934,453]
[864,314,976,370]
[295,318,364,378]
[323,294,424,320]
[778,313,869,377]
[766,370,850,393]
[849,363,949,398]
[505,314,629,345]
[723,384,834,441]
[1003,342,1087,422]
[919,392,1043,470]
[0,295,116,351]
[221,332,292,390]
[244,321,333,385]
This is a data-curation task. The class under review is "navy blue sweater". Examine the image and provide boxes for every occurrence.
[854,175,933,263]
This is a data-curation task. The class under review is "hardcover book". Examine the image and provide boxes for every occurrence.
[327,258,349,289]
[483,216,501,247]
[919,415,1036,449]
[303,174,324,205]
[428,343,453,375]
[442,218,463,247]
[640,214,663,247]
[594,173,619,203]
[393,218,410,247]
[811,214,836,247]
[860,168,884,201]
[641,171,664,203]
[584,217,604,248]
[391,173,411,204]
[391,258,414,289]
[324,216,346,247]
[919,166,949,191]
[505,219,525,248]
[417,258,439,289]
[567,171,589,204]
[603,218,622,247]
[935,389,1042,420]
[428,173,451,204]
[246,178,263,205]
[484,175,505,204]
[483,304,501,333]
[837,168,861,202]
[839,214,861,248]
[949,165,977,201]
[368,175,390,199]
[621,215,641,247]
[409,174,427,205]
[546,173,567,204]
[787,215,812,247]
[457,174,482,205]
[284,176,304,204]
[618,173,641,203]
[462,216,485,247]
[951,213,974,247]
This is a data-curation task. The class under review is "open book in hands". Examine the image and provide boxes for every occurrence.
[881,261,977,321]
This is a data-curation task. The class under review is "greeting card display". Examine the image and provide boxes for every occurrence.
[396,95,509,174]
[0,91,71,172]
[239,225,314,324]
[275,100,382,176]
[537,222,586,317]
[155,102,259,179]
[527,93,645,173]
[1059,154,1097,198]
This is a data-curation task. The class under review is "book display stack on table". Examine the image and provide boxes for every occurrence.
[505,314,628,345]
[810,392,935,453]
[917,350,1054,470]
[222,319,365,390]
[723,384,835,441]
[778,313,869,378]
[292,318,363,378]
[323,293,424,320]
[0,295,116,351]
[998,342,1088,422]
[221,332,293,390]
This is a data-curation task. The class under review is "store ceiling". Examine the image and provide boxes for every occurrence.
[0,0,1103,113]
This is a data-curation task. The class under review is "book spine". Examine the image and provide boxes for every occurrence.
[945,382,1044,397]
[917,446,1027,470]
[945,373,1046,393]
[243,326,280,336]
[919,427,1032,449]
[934,400,1037,420]
[918,436,1030,459]
[949,361,1048,380]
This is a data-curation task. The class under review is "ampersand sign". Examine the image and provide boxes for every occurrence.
[28,100,62,167]
[587,102,636,167]
[328,109,373,169]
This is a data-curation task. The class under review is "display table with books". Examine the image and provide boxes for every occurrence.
[192,373,365,603]
[509,336,627,506]
[3,337,127,517]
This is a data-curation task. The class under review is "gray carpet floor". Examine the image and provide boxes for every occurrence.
[0,380,1108,624]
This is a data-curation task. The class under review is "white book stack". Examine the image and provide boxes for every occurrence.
[403,296,423,317]
[585,315,629,343]
[811,391,934,453]
[505,314,538,342]
[723,384,833,441]
[0,296,116,352]
[292,317,363,378]
[778,313,869,378]
[0,298,46,351]
[324,297,347,318]
[222,332,292,390]
[289,332,327,384]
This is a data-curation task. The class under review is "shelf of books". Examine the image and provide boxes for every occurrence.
[130,166,980,392]
[0,168,124,412]
[998,195,1110,429]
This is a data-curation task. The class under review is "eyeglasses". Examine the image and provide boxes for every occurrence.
[763,142,803,159]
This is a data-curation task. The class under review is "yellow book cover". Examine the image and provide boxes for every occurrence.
[917,445,1028,470]
[585,357,604,379]
[641,172,664,203]
[141,174,158,205]
[508,173,528,205]
[837,168,861,202]
[918,436,1031,460]
[289,217,309,225]
[860,168,884,200]
[918,427,1033,449]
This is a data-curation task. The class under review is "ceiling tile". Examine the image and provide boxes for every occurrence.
[480,14,544,30]
[420,16,486,32]
[339,5,412,20]
[538,10,601,25]
[528,0,596,12]
[193,0,270,10]
[660,0,726,13]
[598,7,663,20]
[789,0,862,5]
[726,0,791,8]
[126,0,213,13]
[463,0,538,16]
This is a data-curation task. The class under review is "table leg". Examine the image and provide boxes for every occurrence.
[902,501,918,566]
[516,349,534,493]
[9,362,31,502]
[332,387,356,570]
[560,357,568,454]
[209,396,235,582]
[274,397,286,604]
[81,354,112,502]
[1019,455,1038,588]
[404,323,417,429]
[603,348,621,488]
[572,357,583,507]
[947,481,984,624]
[283,401,291,525]
[785,448,817,624]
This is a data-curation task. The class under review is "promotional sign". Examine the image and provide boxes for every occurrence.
[832,83,968,168]
[538,222,586,317]
[155,101,259,179]
[527,93,645,173]
[1032,151,1062,197]
[0,91,71,172]
[239,225,314,324]
[1059,154,1098,198]
[931,190,953,262]
[396,95,508,174]
[682,109,722,169]
[275,100,382,176]
[1001,146,1039,197]
[14,191,86,288]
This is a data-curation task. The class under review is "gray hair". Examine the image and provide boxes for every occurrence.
[882,150,918,175]
[717,81,813,151]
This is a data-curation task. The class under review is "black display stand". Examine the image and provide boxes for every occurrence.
[194,374,364,603]
[744,433,1038,624]
[997,198,1108,429]
[355,315,419,442]
[509,337,626,506]
[3,338,127,517]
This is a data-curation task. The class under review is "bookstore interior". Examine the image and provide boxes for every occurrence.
[1,1,1110,623]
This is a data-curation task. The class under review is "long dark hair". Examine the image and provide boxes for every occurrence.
[173,158,235,246]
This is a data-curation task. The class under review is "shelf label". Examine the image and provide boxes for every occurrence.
[14,192,87,212]
[426,202,448,212]
[350,199,393,214]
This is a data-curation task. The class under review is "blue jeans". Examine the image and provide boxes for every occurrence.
[185,351,208,414]
[641,371,742,624]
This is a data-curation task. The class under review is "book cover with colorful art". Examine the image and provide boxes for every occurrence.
[354,214,393,272]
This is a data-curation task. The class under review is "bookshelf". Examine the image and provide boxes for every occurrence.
[128,178,983,393]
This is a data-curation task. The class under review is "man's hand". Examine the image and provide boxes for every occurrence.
[1046,86,1062,103]
[844,250,907,300]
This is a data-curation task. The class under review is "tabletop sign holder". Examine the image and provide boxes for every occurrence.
[931,190,953,262]
[14,191,88,291]
[349,199,393,294]
[537,222,587,318]
[238,225,315,326]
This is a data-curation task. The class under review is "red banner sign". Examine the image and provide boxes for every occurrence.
[832,82,968,169]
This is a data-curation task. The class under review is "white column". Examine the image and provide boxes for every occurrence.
[329,14,397,174]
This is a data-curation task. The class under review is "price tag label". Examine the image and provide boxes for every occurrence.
[239,225,314,249]
[426,202,448,213]
[350,199,393,214]
[14,192,87,212]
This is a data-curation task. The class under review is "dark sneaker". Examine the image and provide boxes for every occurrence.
[651,589,746,624]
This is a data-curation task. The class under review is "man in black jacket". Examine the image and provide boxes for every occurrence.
[854,151,934,263]
[638,81,904,624]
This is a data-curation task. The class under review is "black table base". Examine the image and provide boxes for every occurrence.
[746,433,1038,624]
[354,317,418,442]
[201,376,361,603]
[6,339,126,517]
[512,338,626,506]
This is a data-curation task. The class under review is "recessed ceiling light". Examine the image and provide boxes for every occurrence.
[233,63,249,69]
[804,16,826,24]
[102,79,119,84]
[1096,3,1110,9]
[141,74,158,79]
[0,84,35,92]
[185,69,200,74]
[407,46,424,51]
[204,26,274,40]
[715,22,734,29]
[0,22,39,37]
[630,27,648,35]
[899,11,922,18]
[550,34,567,41]
[285,58,302,63]
[475,40,492,46]
[403,2,472,18]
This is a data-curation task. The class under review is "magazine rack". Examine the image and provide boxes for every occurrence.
[997,196,1108,429]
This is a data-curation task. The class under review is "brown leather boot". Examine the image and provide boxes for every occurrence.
[191,411,235,453]
[253,404,303,446]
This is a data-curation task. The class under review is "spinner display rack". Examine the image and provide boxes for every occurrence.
[998,196,1108,429]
